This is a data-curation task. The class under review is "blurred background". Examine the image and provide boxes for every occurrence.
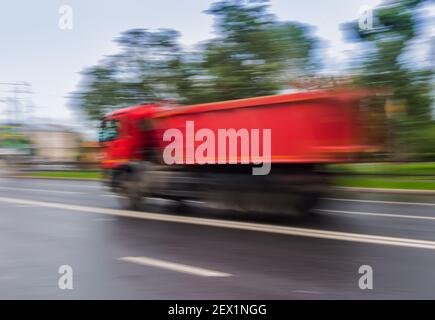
[0,0,434,189]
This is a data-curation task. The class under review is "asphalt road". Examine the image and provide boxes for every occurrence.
[1,177,435,299]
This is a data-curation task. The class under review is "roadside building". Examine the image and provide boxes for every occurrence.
[24,124,81,162]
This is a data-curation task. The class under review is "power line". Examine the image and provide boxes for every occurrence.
[0,82,33,123]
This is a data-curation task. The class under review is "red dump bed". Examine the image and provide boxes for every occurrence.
[152,89,382,164]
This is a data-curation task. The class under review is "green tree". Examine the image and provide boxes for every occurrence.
[74,29,183,120]
[74,0,319,120]
[344,0,434,159]
[198,0,318,102]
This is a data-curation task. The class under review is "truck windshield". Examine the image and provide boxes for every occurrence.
[99,120,119,142]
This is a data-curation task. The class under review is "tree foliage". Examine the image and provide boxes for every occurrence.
[344,0,434,159]
[73,0,318,120]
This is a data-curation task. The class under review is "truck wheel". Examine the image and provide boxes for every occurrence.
[172,198,191,214]
[118,170,143,210]
[294,192,321,217]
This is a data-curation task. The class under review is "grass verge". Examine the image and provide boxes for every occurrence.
[27,171,102,180]
[329,162,435,176]
[334,177,435,191]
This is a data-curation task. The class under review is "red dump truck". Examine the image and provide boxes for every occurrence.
[99,89,385,215]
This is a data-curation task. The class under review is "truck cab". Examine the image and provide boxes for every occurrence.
[99,104,161,185]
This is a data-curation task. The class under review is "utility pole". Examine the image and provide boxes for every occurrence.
[0,82,32,124]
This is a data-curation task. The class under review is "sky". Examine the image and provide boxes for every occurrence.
[1,0,432,128]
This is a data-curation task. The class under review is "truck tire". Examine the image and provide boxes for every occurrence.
[118,168,143,210]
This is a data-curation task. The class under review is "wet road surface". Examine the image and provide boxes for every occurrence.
[1,177,435,299]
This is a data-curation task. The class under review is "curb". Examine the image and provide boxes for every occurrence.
[333,186,435,196]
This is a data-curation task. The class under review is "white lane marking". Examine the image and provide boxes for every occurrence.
[292,290,321,295]
[118,256,232,277]
[102,194,121,198]
[13,205,37,208]
[317,209,435,221]
[325,198,435,207]
[1,196,435,250]
[0,186,81,195]
[94,218,117,222]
